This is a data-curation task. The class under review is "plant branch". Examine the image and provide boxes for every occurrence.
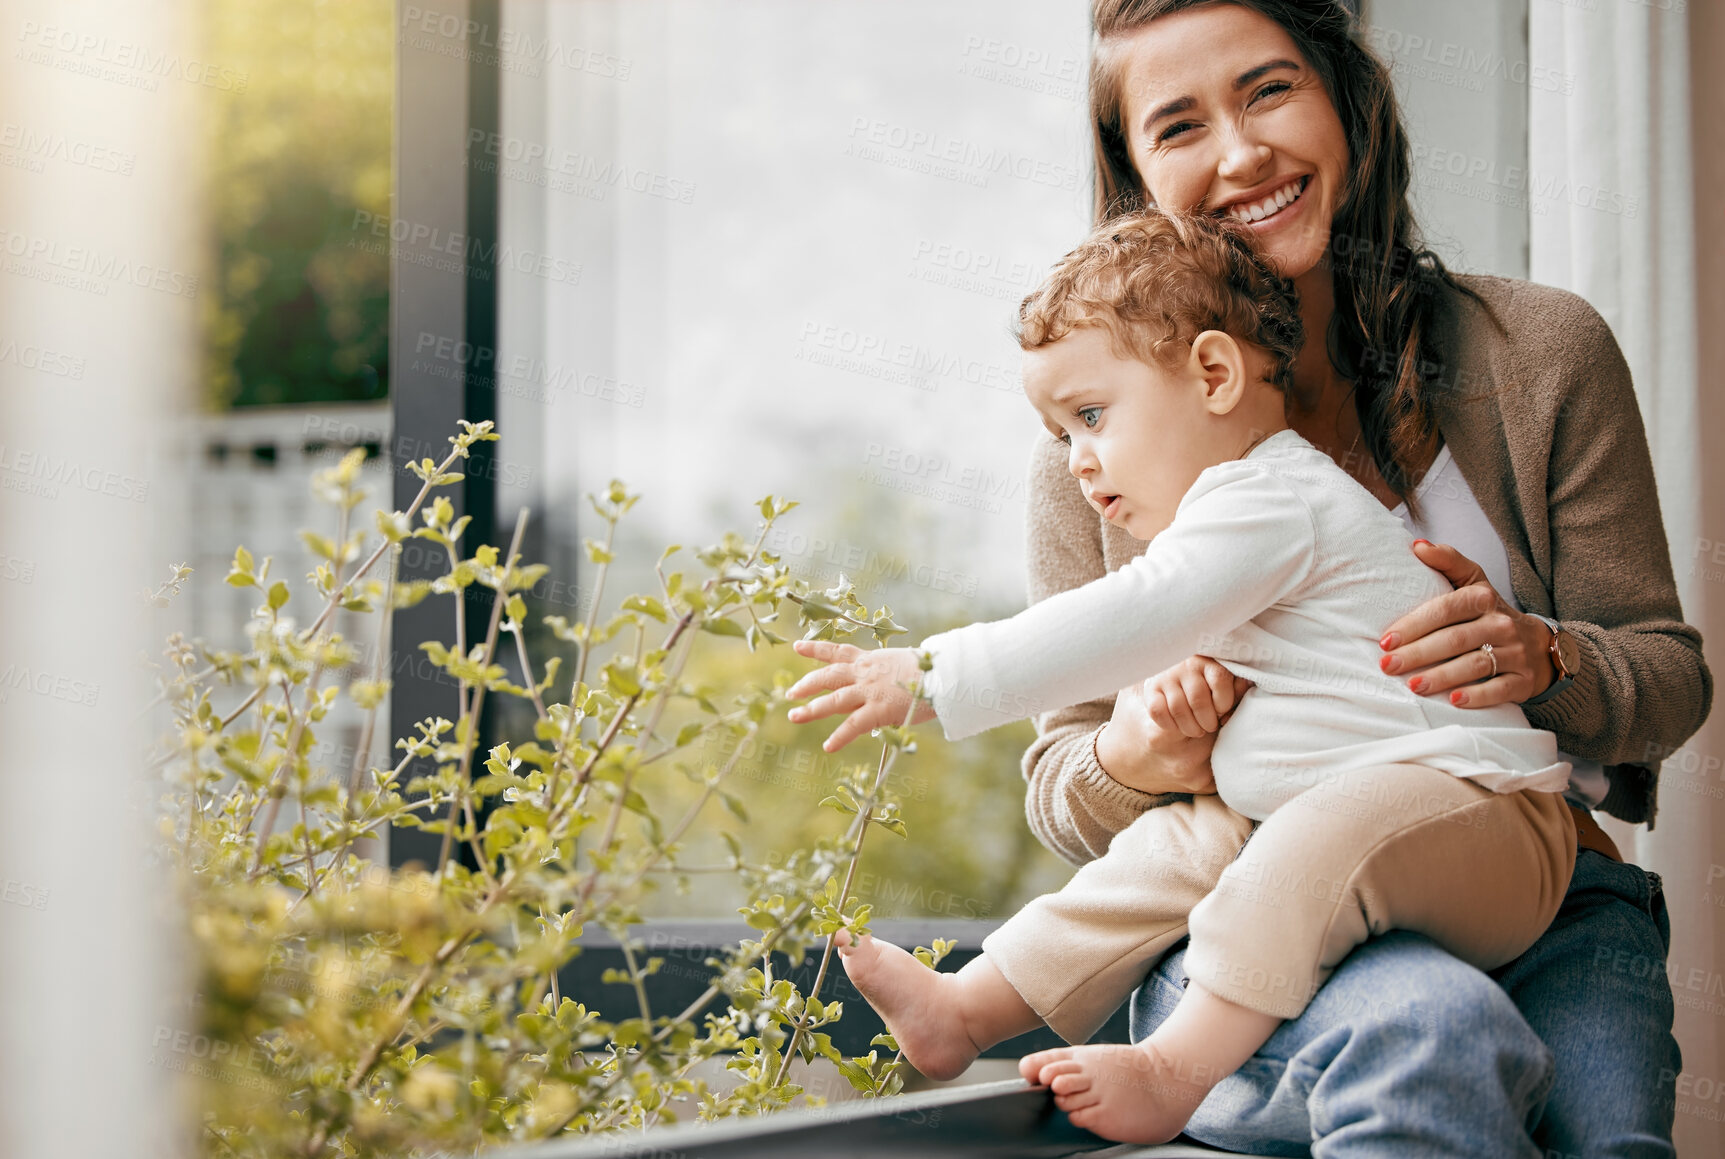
[573,517,618,688]
[773,679,923,1087]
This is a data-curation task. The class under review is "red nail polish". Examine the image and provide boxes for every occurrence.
[1408,676,1425,693]
[1380,633,1398,650]
[1379,655,1397,674]
[1450,690,1466,706]
[1413,539,1431,547]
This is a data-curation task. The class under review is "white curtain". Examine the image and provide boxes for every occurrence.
[0,1,193,1156]
[1530,2,1722,1155]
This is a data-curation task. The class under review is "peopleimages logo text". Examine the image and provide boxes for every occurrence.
[0,443,149,502]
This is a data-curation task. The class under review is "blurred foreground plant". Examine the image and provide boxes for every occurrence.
[152,421,948,1157]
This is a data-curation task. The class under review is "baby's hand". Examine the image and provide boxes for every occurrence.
[1144,655,1251,738]
[785,640,936,752]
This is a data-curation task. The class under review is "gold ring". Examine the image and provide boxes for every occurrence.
[1479,642,1497,679]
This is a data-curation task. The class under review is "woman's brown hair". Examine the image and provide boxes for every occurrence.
[1090,0,1480,502]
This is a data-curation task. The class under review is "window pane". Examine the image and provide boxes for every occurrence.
[1362,0,1530,277]
[492,0,1091,917]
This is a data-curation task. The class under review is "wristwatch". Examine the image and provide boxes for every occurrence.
[1522,614,1579,705]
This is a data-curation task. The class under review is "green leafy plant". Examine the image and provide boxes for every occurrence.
[152,421,953,1156]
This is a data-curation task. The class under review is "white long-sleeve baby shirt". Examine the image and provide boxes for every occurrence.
[919,429,1571,821]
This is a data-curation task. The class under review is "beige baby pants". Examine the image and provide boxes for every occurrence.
[984,763,1576,1041]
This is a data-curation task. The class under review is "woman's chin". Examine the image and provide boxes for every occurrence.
[1262,233,1331,284]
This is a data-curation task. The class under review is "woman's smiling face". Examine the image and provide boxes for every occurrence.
[1112,3,1349,280]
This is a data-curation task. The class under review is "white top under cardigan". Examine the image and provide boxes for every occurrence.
[1391,444,1607,809]
[920,429,1571,822]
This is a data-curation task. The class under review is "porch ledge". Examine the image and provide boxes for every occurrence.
[505,1078,1240,1158]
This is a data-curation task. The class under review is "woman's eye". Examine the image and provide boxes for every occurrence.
[1156,121,1196,143]
[1251,81,1291,104]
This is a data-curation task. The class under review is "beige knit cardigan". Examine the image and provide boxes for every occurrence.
[1020,274,1713,866]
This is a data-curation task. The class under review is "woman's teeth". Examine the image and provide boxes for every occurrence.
[1227,176,1308,223]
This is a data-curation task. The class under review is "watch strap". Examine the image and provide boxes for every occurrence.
[1523,613,1573,706]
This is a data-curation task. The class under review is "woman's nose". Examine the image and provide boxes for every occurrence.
[1217,130,1273,186]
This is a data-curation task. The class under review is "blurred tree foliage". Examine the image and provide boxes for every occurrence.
[663,638,1073,925]
[203,0,392,409]
[497,520,1075,927]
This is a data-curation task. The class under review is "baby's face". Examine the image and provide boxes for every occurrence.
[1024,326,1228,540]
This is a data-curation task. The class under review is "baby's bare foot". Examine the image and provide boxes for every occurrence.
[1020,1041,1211,1144]
[837,932,980,1081]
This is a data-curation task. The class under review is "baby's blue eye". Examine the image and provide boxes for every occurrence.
[1078,407,1102,429]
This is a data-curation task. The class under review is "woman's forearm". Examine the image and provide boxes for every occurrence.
[1525,620,1711,767]
[1529,302,1714,767]
[1022,709,1186,866]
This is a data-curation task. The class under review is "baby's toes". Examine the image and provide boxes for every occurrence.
[1019,1047,1072,1084]
[1067,1105,1104,1130]
[1049,1068,1092,1098]
[1055,1086,1101,1115]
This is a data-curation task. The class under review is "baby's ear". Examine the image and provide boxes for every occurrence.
[1187,329,1249,415]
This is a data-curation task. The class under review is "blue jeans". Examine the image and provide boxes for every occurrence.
[1130,849,1680,1157]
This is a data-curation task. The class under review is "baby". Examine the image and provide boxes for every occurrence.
[785,210,1575,1145]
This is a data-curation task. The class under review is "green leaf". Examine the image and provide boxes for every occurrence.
[872,816,908,839]
[720,792,749,823]
[700,617,747,638]
[299,529,338,560]
[393,580,433,609]
[375,508,412,542]
[620,595,667,622]
[267,580,290,610]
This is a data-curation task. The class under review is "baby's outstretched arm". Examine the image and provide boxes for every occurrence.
[785,640,937,751]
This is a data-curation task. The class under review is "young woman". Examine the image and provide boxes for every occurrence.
[1018,1,1711,1154]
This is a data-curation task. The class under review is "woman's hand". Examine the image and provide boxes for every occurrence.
[1379,540,1557,707]
[1093,656,1251,795]
[785,640,937,752]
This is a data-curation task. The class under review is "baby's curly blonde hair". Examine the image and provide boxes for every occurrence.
[1017,210,1303,395]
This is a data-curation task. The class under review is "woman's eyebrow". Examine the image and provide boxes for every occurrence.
[1141,59,1303,134]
